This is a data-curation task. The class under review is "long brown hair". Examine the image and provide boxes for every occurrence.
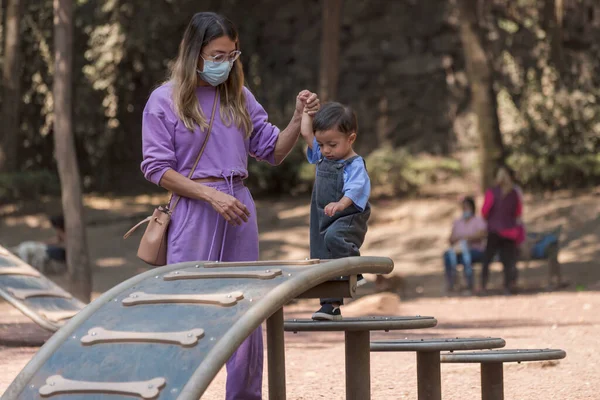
[169,12,252,136]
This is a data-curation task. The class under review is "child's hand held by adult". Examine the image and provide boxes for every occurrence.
[296,90,319,116]
[304,92,320,116]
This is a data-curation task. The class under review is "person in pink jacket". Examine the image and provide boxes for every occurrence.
[480,165,524,294]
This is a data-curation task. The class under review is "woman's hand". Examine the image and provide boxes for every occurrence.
[206,188,250,226]
[295,90,320,116]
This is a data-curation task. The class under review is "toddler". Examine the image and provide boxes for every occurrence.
[300,102,371,321]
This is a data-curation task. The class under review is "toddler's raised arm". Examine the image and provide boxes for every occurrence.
[300,106,316,149]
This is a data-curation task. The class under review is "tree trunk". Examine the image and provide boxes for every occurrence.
[456,0,505,190]
[319,0,343,102]
[53,0,91,302]
[0,0,4,59]
[0,0,23,173]
[543,0,565,75]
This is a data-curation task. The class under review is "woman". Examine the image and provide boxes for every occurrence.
[443,197,487,294]
[140,12,320,399]
[480,165,524,294]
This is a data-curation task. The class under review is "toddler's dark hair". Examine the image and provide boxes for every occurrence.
[312,102,358,136]
[50,215,65,231]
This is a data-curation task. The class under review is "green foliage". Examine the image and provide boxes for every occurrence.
[246,145,309,196]
[365,148,462,196]
[246,146,464,198]
[508,153,600,189]
[3,0,600,199]
[0,170,61,201]
[491,1,600,189]
[4,0,321,194]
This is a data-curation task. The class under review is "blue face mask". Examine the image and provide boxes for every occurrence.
[463,211,473,219]
[197,60,233,87]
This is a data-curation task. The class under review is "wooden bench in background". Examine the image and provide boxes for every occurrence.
[519,225,566,289]
[448,225,566,291]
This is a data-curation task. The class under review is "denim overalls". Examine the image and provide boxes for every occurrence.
[309,155,370,304]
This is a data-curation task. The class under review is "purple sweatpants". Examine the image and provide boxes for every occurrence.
[167,179,263,400]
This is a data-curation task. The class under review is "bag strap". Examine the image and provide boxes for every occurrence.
[168,89,219,212]
[123,216,151,239]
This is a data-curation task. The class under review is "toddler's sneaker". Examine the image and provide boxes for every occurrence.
[357,274,366,287]
[311,303,342,321]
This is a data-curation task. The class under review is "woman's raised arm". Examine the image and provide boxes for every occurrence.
[272,90,320,165]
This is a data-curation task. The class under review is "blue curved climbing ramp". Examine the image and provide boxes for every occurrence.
[2,256,393,399]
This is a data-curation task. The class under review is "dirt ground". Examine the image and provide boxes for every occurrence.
[1,188,599,399]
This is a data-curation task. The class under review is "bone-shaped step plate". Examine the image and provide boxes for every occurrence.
[7,287,72,300]
[122,291,244,307]
[163,269,282,281]
[0,267,40,277]
[40,310,79,322]
[203,259,320,268]
[81,327,205,347]
[39,375,166,399]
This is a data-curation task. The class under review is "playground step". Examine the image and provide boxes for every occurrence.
[440,349,567,400]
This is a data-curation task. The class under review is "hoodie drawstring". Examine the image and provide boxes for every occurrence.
[207,170,237,262]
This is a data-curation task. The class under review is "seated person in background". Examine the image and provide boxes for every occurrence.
[10,214,66,272]
[45,215,66,263]
[443,197,487,294]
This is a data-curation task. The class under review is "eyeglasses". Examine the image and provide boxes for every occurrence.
[201,50,242,64]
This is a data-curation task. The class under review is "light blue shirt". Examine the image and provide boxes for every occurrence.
[306,138,371,211]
